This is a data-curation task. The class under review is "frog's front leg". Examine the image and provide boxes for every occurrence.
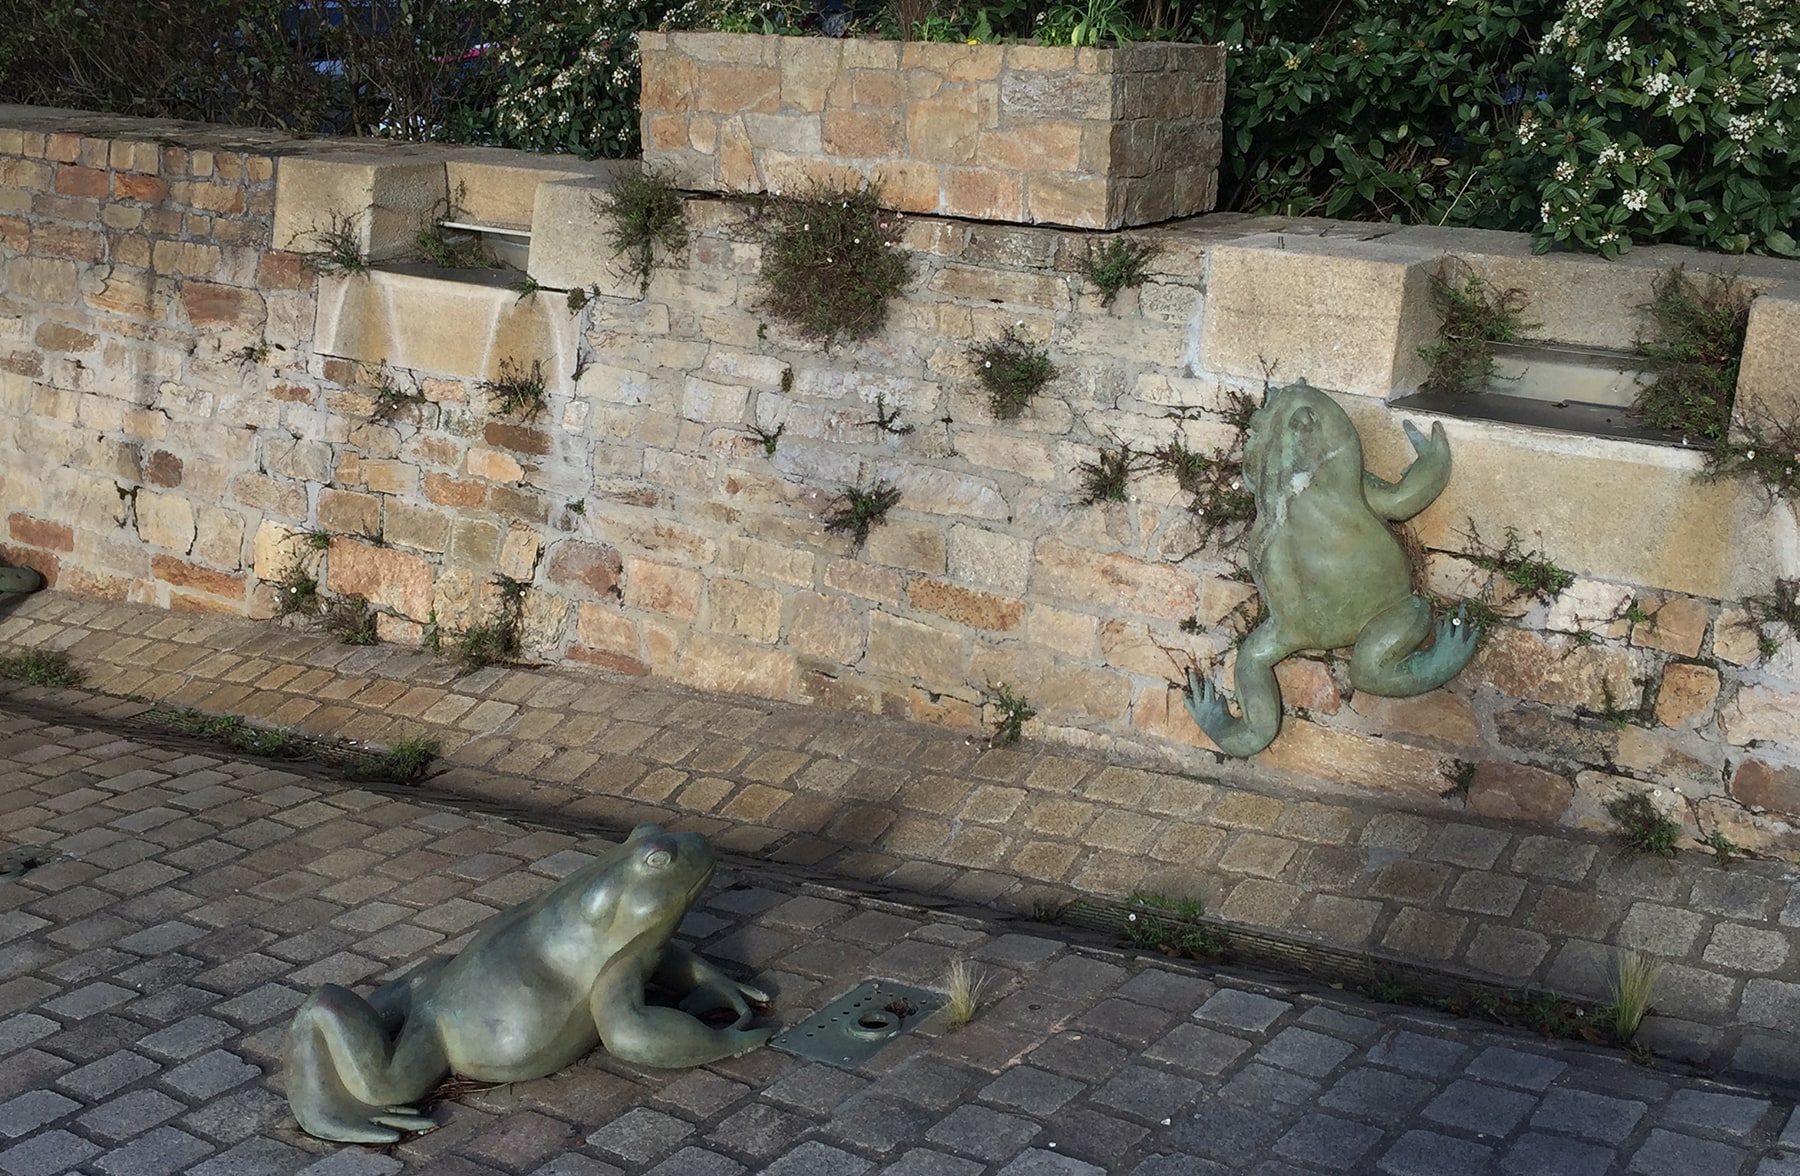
[1363,420,1450,521]
[593,933,774,1068]
[655,943,770,1029]
[1350,596,1479,696]
[1183,618,1302,757]
[284,984,448,1143]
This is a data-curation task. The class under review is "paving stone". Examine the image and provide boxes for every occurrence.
[294,1151,405,1175]
[1317,1065,1437,1124]
[185,1137,313,1176]
[1117,969,1215,1012]
[1627,1128,1749,1174]
[1218,1061,1321,1107]
[1531,1087,1648,1144]
[643,1146,746,1176]
[585,1107,695,1164]
[765,1063,872,1115]
[881,1148,985,1176]
[994,1149,1107,1176]
[162,1049,261,1100]
[1661,1087,1771,1135]
[1463,1045,1567,1091]
[705,1102,814,1159]
[1144,1023,1253,1075]
[1365,1030,1470,1076]
[1026,1032,1131,1081]
[1259,1027,1357,1077]
[1271,1112,1383,1171]
[1499,1132,1615,1176]
[1421,1078,1537,1137]
[92,1125,214,1176]
[926,1105,1042,1162]
[819,1096,937,1155]
[763,1140,875,1175]
[1166,1101,1285,1162]
[77,1087,185,1142]
[0,1088,79,1138]
[1193,989,1291,1032]
[0,1129,102,1176]
[1127,1157,1232,1176]
[979,1066,1086,1115]
[1376,1129,1493,1176]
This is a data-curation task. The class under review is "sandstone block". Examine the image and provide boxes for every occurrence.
[1722,686,1800,747]
[1346,689,1480,750]
[1728,280,1800,431]
[326,538,432,620]
[677,632,794,700]
[1472,628,1636,711]
[1631,594,1709,657]
[7,512,74,552]
[272,154,445,260]
[867,611,964,691]
[1730,760,1800,818]
[906,578,1023,631]
[1032,538,1196,622]
[1655,663,1720,728]
[709,577,782,643]
[384,501,451,553]
[251,520,314,581]
[135,490,196,551]
[317,488,380,535]
[150,554,244,599]
[1258,721,1445,798]
[790,592,864,664]
[1467,762,1573,824]
[624,558,703,619]
[526,172,646,296]
[1130,682,1220,753]
[546,540,624,600]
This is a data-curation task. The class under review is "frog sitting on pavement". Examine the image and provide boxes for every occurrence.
[1186,380,1480,757]
[284,823,773,1143]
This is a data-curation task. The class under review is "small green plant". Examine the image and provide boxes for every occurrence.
[1607,950,1661,1043]
[748,424,784,457]
[1124,893,1230,958]
[970,331,1056,421]
[305,211,368,277]
[1706,416,1800,502]
[566,286,591,313]
[304,529,333,551]
[1076,443,1140,505]
[422,610,444,655]
[1082,237,1159,307]
[824,481,901,551]
[943,960,987,1031]
[866,394,914,436]
[1440,759,1476,800]
[1633,267,1755,446]
[1153,435,1255,549]
[161,708,301,758]
[756,184,909,343]
[1606,791,1681,859]
[369,370,426,422]
[508,276,543,296]
[1461,520,1574,602]
[455,574,529,670]
[484,359,548,419]
[595,170,689,296]
[319,596,380,646]
[1588,682,1639,732]
[373,734,440,781]
[989,683,1035,746]
[0,649,83,687]
[1418,259,1535,394]
[568,499,586,516]
[413,227,490,269]
[228,341,273,365]
[271,557,320,620]
[1741,578,1800,657]
[1705,827,1744,869]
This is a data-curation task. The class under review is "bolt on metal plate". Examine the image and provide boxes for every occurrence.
[0,844,64,881]
[771,979,945,1068]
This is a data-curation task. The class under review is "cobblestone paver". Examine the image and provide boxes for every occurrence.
[3,595,1800,1085]
[4,704,1800,1174]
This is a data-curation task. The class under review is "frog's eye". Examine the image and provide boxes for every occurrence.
[644,848,673,869]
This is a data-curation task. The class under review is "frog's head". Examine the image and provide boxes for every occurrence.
[581,823,716,938]
[1241,380,1364,499]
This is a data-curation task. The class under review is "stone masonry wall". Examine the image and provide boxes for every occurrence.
[639,32,1225,229]
[2,107,1798,871]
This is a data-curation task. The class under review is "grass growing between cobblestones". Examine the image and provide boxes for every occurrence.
[1609,950,1661,1045]
[144,704,441,782]
[158,707,301,758]
[942,960,987,1031]
[0,648,83,687]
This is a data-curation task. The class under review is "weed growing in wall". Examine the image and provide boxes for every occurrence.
[271,557,321,620]
[1418,259,1535,395]
[970,331,1056,421]
[1742,578,1800,658]
[1606,791,1681,859]
[484,359,548,419]
[824,481,902,551]
[414,227,490,269]
[988,683,1036,746]
[319,596,381,646]
[455,575,530,670]
[595,170,689,296]
[1461,520,1574,602]
[305,211,369,277]
[1154,436,1256,549]
[866,394,914,436]
[748,424,784,457]
[1077,444,1142,505]
[1082,237,1159,307]
[369,370,427,422]
[1633,267,1755,446]
[1709,421,1800,502]
[756,185,909,343]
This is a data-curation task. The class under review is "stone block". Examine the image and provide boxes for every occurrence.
[442,149,614,229]
[272,152,446,260]
[676,633,794,700]
[326,538,432,621]
[1466,762,1572,824]
[1655,663,1719,727]
[1470,628,1635,711]
[314,268,580,392]
[1631,594,1709,657]
[1734,280,1800,430]
[1730,760,1800,819]
[1201,233,1440,398]
[1257,721,1445,798]
[526,173,646,296]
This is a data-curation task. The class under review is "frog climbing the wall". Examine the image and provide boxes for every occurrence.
[284,823,773,1143]
[1186,380,1479,757]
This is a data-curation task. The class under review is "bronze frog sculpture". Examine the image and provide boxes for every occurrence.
[1186,380,1479,756]
[284,823,773,1143]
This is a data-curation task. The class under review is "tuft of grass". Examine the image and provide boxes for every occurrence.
[305,211,367,276]
[971,331,1056,420]
[1632,266,1754,446]
[369,370,426,422]
[0,649,83,687]
[1705,827,1744,869]
[824,481,902,551]
[372,734,440,781]
[1608,950,1661,1042]
[1077,443,1141,505]
[1440,759,1477,800]
[452,574,530,671]
[484,359,548,419]
[594,170,689,296]
[304,529,333,551]
[942,960,987,1031]
[989,683,1035,746]
[413,228,490,269]
[161,708,301,758]
[756,184,910,343]
[1461,520,1574,601]
[319,596,380,646]
[1706,416,1800,501]
[1606,791,1681,858]
[1124,892,1230,957]
[271,557,320,620]
[1418,258,1535,394]
[1082,237,1160,306]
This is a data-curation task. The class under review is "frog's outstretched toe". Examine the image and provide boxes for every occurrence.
[1182,668,1234,738]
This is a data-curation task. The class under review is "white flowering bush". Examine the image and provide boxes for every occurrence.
[1513,0,1800,256]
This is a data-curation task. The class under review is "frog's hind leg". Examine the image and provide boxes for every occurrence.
[594,933,774,1068]
[1184,618,1303,757]
[1350,596,1479,697]
[654,943,769,1028]
[283,984,448,1143]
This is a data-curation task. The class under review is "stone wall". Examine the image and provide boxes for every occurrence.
[2,106,1799,867]
[639,32,1224,229]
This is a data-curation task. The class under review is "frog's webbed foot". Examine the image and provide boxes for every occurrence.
[1351,597,1479,697]
[283,984,448,1143]
[1184,665,1282,758]
[605,938,775,1068]
[678,979,770,1030]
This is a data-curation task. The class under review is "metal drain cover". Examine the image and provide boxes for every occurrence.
[0,844,63,881]
[772,979,944,1067]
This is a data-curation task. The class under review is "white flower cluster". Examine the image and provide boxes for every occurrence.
[1596,143,1625,166]
[1643,72,1672,96]
[1666,84,1697,108]
[1622,188,1649,211]
[1605,37,1630,62]
[1554,160,1577,180]
[1769,72,1798,100]
[1727,112,1769,142]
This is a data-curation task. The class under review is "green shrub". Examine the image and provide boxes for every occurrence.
[756,185,910,343]
[595,170,689,295]
[972,332,1057,420]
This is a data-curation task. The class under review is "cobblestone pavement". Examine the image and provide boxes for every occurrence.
[3,594,1799,1086]
[5,705,1800,1176]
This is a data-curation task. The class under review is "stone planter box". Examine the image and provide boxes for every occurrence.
[638,31,1224,229]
